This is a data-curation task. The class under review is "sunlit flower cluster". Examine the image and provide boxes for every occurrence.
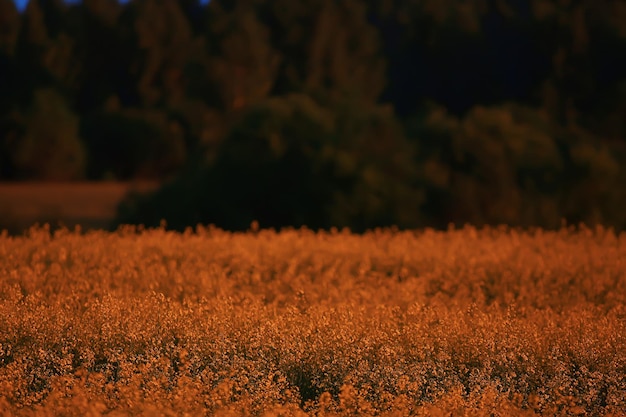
[0,224,624,415]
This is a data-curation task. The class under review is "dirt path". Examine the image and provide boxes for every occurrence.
[0,181,160,234]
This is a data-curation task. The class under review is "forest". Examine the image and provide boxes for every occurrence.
[1,0,625,232]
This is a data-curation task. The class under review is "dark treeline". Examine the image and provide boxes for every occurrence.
[1,0,625,232]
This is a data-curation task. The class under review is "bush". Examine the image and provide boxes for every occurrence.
[115,94,425,232]
[81,105,187,180]
[408,103,626,231]
[9,88,86,180]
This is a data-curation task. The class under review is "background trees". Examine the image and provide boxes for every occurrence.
[2,0,625,231]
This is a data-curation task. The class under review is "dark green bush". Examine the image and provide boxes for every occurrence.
[408,103,626,231]
[81,106,187,180]
[115,94,424,232]
[9,88,86,180]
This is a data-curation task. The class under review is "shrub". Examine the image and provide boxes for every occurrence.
[115,94,424,232]
[9,88,85,180]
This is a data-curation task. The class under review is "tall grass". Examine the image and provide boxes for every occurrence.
[0,224,624,416]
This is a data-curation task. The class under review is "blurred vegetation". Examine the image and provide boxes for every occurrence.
[1,0,625,231]
[2,227,625,415]
[7,88,86,180]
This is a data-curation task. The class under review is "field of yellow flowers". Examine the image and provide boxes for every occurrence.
[0,224,625,416]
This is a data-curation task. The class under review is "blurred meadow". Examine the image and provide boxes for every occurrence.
[0,225,624,415]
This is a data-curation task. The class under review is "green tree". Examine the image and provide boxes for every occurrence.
[0,0,20,58]
[115,93,336,231]
[0,0,22,179]
[13,0,50,97]
[449,104,564,227]
[81,102,186,180]
[530,0,626,139]
[260,0,386,104]
[203,93,337,230]
[408,102,626,230]
[326,98,422,229]
[115,93,423,232]
[72,0,126,111]
[118,0,195,107]
[560,126,626,229]
[205,1,280,112]
[15,0,82,92]
[72,0,197,180]
[10,88,86,180]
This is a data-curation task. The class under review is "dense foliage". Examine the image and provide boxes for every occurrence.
[0,225,625,415]
[1,0,625,230]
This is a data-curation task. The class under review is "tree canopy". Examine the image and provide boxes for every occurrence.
[2,0,625,231]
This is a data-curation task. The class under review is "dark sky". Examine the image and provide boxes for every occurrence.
[11,0,210,12]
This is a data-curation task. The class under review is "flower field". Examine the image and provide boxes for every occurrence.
[0,224,625,416]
